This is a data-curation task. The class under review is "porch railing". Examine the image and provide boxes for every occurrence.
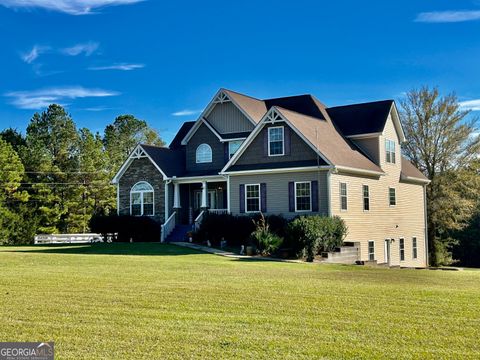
[194,210,205,232]
[161,211,176,242]
[208,209,228,215]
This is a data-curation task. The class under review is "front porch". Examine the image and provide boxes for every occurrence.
[162,176,229,242]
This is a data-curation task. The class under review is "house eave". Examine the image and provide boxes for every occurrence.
[221,165,332,176]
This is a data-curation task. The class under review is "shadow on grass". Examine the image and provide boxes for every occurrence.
[3,243,204,256]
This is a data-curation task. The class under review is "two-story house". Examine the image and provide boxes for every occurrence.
[112,88,429,267]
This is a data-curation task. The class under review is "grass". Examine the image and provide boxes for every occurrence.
[0,243,479,359]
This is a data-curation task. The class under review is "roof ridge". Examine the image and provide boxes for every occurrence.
[221,88,264,102]
[274,106,326,122]
[327,99,394,110]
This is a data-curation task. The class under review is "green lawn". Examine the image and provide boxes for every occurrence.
[0,244,479,359]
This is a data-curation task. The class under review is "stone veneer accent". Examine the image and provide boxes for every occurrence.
[118,157,165,223]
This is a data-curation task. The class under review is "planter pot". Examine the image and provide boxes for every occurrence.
[246,246,255,256]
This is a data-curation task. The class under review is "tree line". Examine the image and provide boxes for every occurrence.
[0,104,164,244]
[0,87,479,267]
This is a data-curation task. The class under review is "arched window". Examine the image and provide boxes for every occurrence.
[130,181,154,216]
[196,143,212,163]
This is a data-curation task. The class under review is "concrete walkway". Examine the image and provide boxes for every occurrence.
[171,242,303,263]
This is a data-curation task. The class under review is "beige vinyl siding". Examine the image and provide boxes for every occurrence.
[230,170,329,217]
[330,115,427,268]
[206,102,255,134]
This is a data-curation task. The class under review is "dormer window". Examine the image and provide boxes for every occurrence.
[196,143,212,163]
[268,126,284,156]
[385,139,396,164]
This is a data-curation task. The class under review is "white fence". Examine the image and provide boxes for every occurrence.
[34,233,103,245]
[161,211,176,242]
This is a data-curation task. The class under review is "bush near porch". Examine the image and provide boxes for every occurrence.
[194,213,347,260]
[90,214,161,242]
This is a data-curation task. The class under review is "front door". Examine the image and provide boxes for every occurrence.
[384,239,391,265]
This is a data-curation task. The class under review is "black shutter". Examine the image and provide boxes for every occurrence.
[263,129,268,156]
[260,183,267,213]
[311,180,319,212]
[288,182,295,212]
[224,142,229,164]
[284,126,291,155]
[239,184,245,213]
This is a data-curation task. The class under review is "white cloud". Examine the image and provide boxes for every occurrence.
[459,99,480,111]
[21,45,51,64]
[172,109,202,116]
[5,86,120,109]
[61,42,99,56]
[88,63,145,71]
[415,10,480,23]
[0,0,144,15]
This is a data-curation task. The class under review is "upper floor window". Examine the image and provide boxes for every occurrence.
[228,140,243,159]
[389,188,396,206]
[340,182,348,211]
[386,139,396,164]
[130,181,154,216]
[196,143,212,163]
[268,126,284,156]
[295,182,312,212]
[363,185,370,211]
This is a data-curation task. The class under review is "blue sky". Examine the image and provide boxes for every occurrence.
[0,0,479,143]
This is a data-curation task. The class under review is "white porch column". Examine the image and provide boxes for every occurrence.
[201,181,208,208]
[173,182,181,208]
[164,181,169,220]
[226,175,231,213]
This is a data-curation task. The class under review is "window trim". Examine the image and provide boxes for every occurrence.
[340,182,348,211]
[363,184,370,212]
[196,143,213,163]
[389,187,396,207]
[268,126,285,157]
[130,181,155,217]
[385,139,396,164]
[294,181,312,212]
[412,237,418,259]
[399,238,405,262]
[245,183,261,213]
[228,140,243,159]
[368,240,375,261]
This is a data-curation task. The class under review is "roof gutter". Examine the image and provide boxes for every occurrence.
[333,165,384,177]
[400,174,431,184]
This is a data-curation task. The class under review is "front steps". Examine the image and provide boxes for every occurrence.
[164,225,193,243]
[321,242,360,264]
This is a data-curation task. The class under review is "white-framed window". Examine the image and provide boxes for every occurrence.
[386,139,396,164]
[340,182,348,211]
[295,181,312,212]
[368,240,375,261]
[268,126,284,156]
[363,185,370,212]
[389,188,396,206]
[245,184,260,213]
[399,238,405,261]
[196,143,212,163]
[412,237,418,259]
[228,140,243,159]
[130,181,154,216]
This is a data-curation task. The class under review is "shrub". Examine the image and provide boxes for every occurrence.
[285,215,348,261]
[193,213,255,246]
[90,214,160,242]
[251,214,283,256]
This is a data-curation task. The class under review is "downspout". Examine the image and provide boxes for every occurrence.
[326,169,332,217]
[423,184,429,268]
[116,183,120,216]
